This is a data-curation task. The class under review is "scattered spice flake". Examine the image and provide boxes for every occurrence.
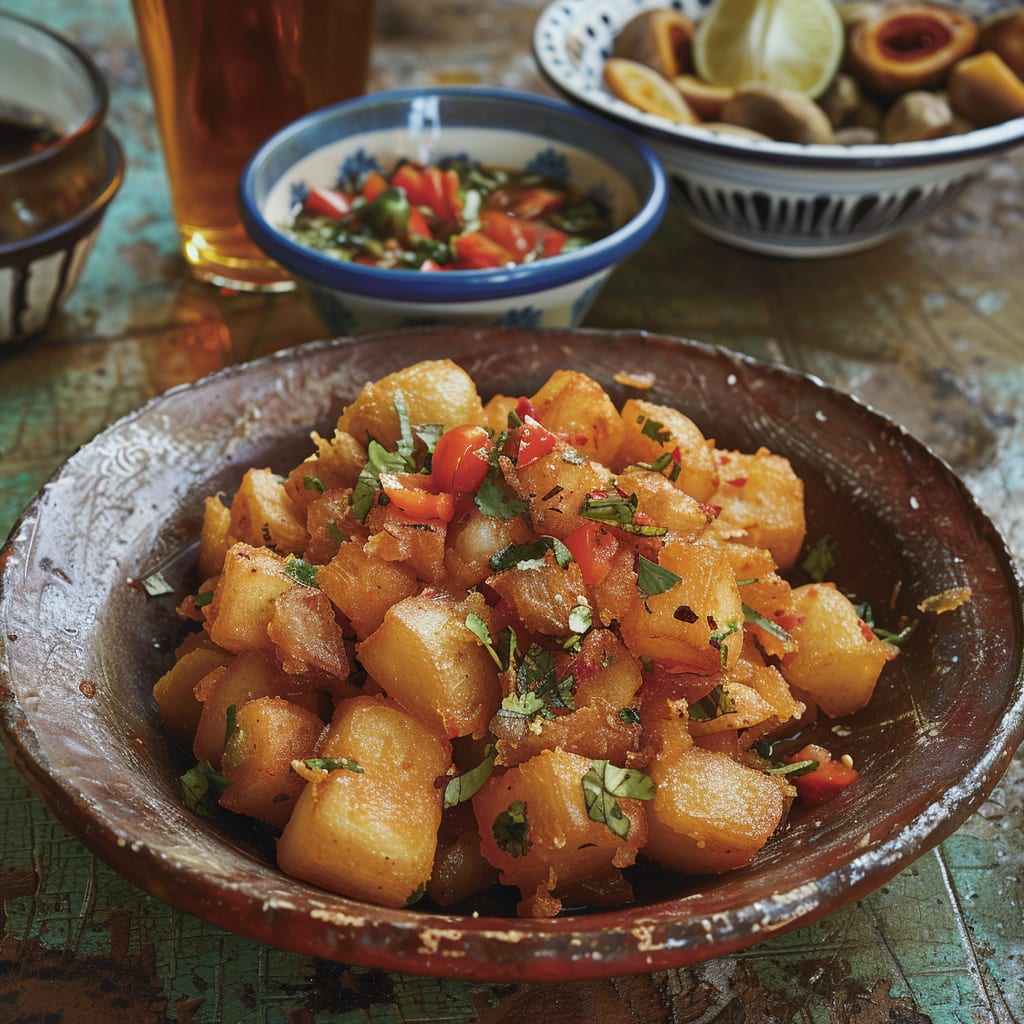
[613,370,655,389]
[917,586,972,614]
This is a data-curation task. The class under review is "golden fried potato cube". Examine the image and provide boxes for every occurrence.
[502,443,610,540]
[528,370,625,466]
[473,748,648,917]
[364,504,447,583]
[614,398,719,502]
[620,468,716,538]
[495,700,642,769]
[486,554,587,637]
[317,538,419,640]
[444,504,533,589]
[192,650,322,766]
[708,448,806,571]
[303,488,362,566]
[228,467,308,556]
[219,696,325,827]
[336,359,484,448]
[198,494,231,580]
[620,538,744,675]
[206,543,292,654]
[276,695,451,908]
[481,394,518,434]
[571,628,643,710]
[356,590,501,739]
[645,745,784,874]
[266,584,349,680]
[780,582,895,717]
[283,430,367,515]
[152,640,234,747]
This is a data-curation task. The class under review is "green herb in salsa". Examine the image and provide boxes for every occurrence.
[288,157,614,271]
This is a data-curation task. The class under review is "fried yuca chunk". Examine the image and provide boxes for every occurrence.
[277,695,451,908]
[336,359,485,448]
[473,748,650,917]
[219,695,324,828]
[644,745,785,875]
[779,582,897,717]
[527,369,625,465]
[614,398,719,502]
[619,537,745,675]
[357,589,502,739]
[707,447,806,572]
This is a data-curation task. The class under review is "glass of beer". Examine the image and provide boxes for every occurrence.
[131,0,376,292]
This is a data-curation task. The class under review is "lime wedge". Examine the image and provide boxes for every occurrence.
[693,0,844,98]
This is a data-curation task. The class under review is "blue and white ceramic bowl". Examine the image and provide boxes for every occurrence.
[533,0,1024,258]
[238,87,667,334]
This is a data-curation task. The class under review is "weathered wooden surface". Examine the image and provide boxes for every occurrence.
[1,1,1022,1021]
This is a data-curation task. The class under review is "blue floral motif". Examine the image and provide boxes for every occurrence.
[525,147,570,182]
[337,148,381,188]
[495,306,544,329]
[289,180,310,208]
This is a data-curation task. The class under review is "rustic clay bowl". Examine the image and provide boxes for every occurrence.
[1,328,1021,982]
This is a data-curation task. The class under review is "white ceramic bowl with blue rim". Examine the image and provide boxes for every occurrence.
[238,87,667,334]
[533,0,1024,258]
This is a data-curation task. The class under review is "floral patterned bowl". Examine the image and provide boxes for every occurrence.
[238,87,667,333]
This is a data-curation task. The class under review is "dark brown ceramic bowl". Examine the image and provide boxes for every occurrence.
[1,328,1022,982]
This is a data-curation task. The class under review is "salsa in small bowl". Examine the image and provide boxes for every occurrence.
[239,88,667,334]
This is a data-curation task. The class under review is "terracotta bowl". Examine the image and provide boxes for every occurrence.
[1,328,1022,982]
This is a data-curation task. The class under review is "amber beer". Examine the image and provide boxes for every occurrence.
[131,0,376,291]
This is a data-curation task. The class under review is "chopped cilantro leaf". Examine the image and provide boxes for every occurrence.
[580,491,666,536]
[180,761,232,818]
[638,415,671,444]
[801,534,837,582]
[709,621,741,668]
[493,800,531,857]
[140,571,174,597]
[300,757,364,773]
[443,744,496,808]
[636,555,682,598]
[688,684,735,722]
[581,759,655,839]
[742,602,793,645]
[303,475,325,494]
[618,707,641,725]
[284,553,318,588]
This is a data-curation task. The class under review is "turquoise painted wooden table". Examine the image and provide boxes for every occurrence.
[1,2,1023,1021]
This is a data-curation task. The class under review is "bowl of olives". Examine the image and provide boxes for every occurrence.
[533,0,1024,257]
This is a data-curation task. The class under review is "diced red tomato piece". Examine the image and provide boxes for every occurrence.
[378,472,455,522]
[450,231,515,269]
[515,416,559,468]
[787,743,859,807]
[304,186,352,219]
[506,187,566,219]
[361,170,389,202]
[515,396,539,422]
[431,425,494,494]
[406,206,432,241]
[391,163,428,207]
[480,210,567,260]
[422,166,453,221]
[562,520,619,585]
[419,258,445,272]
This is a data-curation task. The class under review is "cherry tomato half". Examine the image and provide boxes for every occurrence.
[378,472,455,522]
[431,425,494,494]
